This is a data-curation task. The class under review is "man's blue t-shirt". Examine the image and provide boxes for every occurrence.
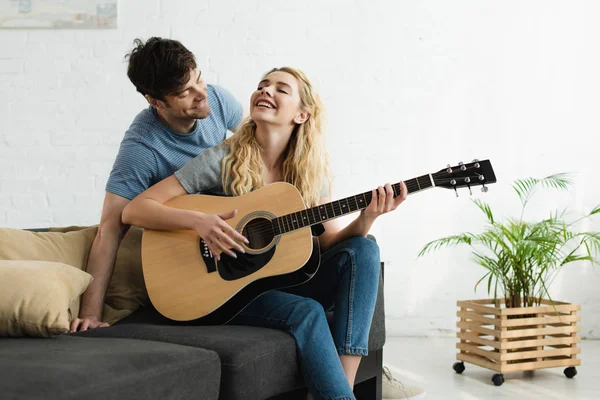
[106,84,243,200]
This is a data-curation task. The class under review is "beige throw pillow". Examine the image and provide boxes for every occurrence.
[0,227,98,268]
[0,227,98,319]
[0,260,93,337]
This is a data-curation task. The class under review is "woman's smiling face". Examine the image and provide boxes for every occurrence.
[250,70,307,127]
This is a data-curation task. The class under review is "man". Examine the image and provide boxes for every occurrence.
[70,37,243,332]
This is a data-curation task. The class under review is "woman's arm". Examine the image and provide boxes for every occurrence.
[122,175,194,230]
[317,182,408,251]
[122,175,247,260]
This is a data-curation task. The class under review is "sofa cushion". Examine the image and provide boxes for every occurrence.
[72,306,304,400]
[0,335,221,400]
[48,225,149,325]
[0,227,98,321]
[0,227,97,270]
[0,260,93,337]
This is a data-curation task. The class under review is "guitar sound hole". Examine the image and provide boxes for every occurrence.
[242,217,274,250]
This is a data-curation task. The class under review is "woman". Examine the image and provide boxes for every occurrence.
[122,67,407,400]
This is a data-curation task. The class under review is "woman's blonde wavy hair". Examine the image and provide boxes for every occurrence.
[221,67,331,207]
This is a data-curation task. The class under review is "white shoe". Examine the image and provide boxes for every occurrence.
[382,366,426,400]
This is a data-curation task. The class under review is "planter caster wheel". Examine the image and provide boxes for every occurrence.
[492,373,504,386]
[453,362,465,374]
[564,367,577,378]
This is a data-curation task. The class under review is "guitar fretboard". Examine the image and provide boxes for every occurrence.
[271,174,433,235]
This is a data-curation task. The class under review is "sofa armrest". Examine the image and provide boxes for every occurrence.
[366,234,386,351]
[367,261,386,350]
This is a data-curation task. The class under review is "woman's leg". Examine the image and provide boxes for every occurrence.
[340,355,362,387]
[285,236,381,388]
[229,290,356,400]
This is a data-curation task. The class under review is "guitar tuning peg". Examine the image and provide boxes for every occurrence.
[481,184,488,193]
[464,178,472,195]
[472,159,479,162]
[458,161,464,166]
[454,187,459,198]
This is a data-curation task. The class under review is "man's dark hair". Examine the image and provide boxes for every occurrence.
[125,37,197,101]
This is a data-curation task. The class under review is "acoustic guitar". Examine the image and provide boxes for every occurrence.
[141,159,496,324]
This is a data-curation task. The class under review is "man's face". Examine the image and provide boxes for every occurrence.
[160,69,210,120]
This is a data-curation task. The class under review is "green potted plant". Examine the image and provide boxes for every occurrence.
[418,174,600,386]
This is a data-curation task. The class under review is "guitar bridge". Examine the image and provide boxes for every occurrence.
[199,239,217,273]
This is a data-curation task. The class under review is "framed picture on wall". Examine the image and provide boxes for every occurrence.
[0,0,117,29]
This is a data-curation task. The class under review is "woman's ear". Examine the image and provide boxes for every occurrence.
[293,111,310,125]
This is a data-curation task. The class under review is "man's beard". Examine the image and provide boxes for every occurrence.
[188,104,210,119]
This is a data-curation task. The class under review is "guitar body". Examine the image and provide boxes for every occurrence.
[141,182,319,324]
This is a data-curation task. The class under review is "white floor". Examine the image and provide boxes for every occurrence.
[383,337,600,400]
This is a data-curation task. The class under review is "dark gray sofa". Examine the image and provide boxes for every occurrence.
[1,232,386,400]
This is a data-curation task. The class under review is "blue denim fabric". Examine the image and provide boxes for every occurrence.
[228,236,381,400]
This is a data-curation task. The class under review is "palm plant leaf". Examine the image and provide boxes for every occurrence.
[577,232,600,262]
[473,199,494,224]
[474,270,492,293]
[418,233,476,256]
[561,254,594,266]
[512,173,572,209]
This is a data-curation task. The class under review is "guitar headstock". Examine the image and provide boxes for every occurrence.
[433,159,496,195]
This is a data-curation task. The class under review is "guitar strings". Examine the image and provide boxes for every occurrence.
[237,174,487,241]
[227,173,487,244]
[240,177,485,241]
[239,181,425,240]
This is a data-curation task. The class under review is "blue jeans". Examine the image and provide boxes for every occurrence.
[228,236,381,400]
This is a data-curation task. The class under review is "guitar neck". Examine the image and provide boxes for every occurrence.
[272,174,435,235]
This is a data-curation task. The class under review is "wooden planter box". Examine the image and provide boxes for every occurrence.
[455,299,581,384]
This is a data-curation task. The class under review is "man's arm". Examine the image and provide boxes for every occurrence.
[70,192,131,332]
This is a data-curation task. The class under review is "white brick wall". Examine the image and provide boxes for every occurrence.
[1,0,599,338]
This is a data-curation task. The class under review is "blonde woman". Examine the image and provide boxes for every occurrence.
[123,67,408,400]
